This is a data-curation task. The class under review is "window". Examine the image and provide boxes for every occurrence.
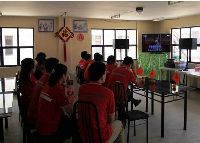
[171,27,200,63]
[0,27,34,66]
[91,29,137,61]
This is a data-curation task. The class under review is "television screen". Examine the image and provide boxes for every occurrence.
[113,39,129,49]
[142,34,171,52]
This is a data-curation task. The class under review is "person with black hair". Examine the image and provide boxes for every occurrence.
[76,51,88,84]
[84,52,104,82]
[107,56,141,107]
[78,62,124,143]
[37,64,76,143]
[78,51,87,69]
[94,52,104,62]
[104,55,117,87]
[27,57,59,127]
[77,53,92,85]
[82,53,92,70]
[18,58,35,117]
[34,52,47,80]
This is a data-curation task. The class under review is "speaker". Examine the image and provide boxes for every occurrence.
[113,39,129,49]
[179,38,197,49]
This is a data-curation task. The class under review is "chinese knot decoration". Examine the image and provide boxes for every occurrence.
[56,26,74,62]
[56,13,74,62]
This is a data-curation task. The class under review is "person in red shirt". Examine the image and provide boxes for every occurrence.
[76,51,87,85]
[107,56,141,106]
[27,57,59,127]
[18,58,35,118]
[78,51,87,69]
[34,52,46,80]
[37,64,76,143]
[104,55,117,87]
[77,53,92,85]
[82,53,92,71]
[78,62,124,143]
[84,53,104,82]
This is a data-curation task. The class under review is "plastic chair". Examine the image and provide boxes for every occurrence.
[73,100,102,143]
[114,81,149,143]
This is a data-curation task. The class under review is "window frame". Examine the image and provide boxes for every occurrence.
[91,28,137,61]
[0,27,34,67]
[171,26,200,63]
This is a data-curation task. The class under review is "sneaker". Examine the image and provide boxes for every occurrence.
[133,99,141,107]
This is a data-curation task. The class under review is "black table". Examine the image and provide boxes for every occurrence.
[131,78,187,138]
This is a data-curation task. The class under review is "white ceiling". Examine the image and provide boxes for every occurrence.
[1,1,200,21]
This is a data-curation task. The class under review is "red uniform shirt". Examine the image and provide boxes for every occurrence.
[78,83,115,143]
[30,73,37,84]
[27,72,50,126]
[107,66,136,102]
[79,59,86,69]
[104,64,117,87]
[82,60,92,71]
[20,80,35,111]
[36,83,69,135]
[84,60,94,82]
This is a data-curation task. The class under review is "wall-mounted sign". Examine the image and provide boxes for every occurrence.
[77,33,84,41]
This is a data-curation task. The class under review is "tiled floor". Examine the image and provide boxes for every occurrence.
[2,79,200,143]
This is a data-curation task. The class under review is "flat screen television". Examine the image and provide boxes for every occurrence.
[142,34,171,52]
[113,39,129,49]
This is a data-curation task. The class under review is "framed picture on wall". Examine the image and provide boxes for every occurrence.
[38,19,54,32]
[73,20,87,33]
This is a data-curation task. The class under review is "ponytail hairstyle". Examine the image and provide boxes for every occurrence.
[48,64,67,87]
[19,58,35,84]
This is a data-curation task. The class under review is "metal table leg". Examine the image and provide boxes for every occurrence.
[161,92,165,138]
[0,118,4,140]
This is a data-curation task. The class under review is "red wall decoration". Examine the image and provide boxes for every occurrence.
[77,33,84,41]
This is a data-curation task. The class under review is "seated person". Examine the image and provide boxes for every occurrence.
[78,62,124,143]
[18,58,36,118]
[34,52,46,80]
[84,53,104,82]
[36,64,76,143]
[27,58,59,127]
[77,53,92,85]
[107,56,141,106]
[82,53,92,71]
[78,51,87,69]
[104,55,117,87]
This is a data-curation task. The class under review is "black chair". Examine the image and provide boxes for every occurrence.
[114,81,149,143]
[114,81,128,125]
[73,100,102,143]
